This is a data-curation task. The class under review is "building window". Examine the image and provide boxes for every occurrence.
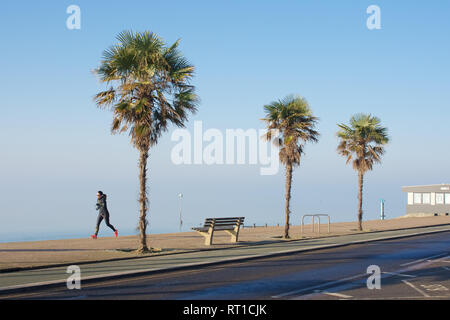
[408,193,413,205]
[414,193,422,204]
[445,193,450,204]
[436,193,444,205]
[422,193,431,204]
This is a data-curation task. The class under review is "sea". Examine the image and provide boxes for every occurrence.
[0,226,181,243]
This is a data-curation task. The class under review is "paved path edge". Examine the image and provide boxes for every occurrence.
[1,226,449,296]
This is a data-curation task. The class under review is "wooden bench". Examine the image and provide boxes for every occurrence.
[192,217,245,245]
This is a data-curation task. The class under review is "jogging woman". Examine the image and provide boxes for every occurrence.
[91,191,118,239]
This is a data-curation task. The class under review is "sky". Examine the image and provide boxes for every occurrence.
[1,1,449,241]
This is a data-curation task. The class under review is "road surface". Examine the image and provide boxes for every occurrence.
[2,231,449,300]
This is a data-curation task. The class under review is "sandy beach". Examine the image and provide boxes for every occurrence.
[0,216,449,271]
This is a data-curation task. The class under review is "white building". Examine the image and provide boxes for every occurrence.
[402,184,450,217]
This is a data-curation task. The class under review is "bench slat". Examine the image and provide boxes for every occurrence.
[193,226,237,232]
[204,220,239,222]
[204,218,244,223]
[204,217,244,221]
[204,222,243,225]
[203,221,244,227]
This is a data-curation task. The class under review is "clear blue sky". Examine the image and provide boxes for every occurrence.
[1,1,449,241]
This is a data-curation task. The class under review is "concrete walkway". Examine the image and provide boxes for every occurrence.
[2,216,450,271]
[1,223,449,295]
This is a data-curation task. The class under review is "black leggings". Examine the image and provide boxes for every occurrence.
[95,213,116,235]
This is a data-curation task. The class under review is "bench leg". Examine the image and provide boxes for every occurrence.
[194,228,214,246]
[204,229,214,245]
[225,226,241,243]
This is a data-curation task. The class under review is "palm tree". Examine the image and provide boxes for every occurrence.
[336,114,389,231]
[94,30,199,253]
[262,95,319,239]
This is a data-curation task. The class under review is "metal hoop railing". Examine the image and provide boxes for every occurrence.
[301,214,330,236]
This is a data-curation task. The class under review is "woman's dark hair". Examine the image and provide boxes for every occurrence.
[97,191,104,195]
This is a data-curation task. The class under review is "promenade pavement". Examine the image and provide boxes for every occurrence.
[0,217,449,295]
[1,216,449,271]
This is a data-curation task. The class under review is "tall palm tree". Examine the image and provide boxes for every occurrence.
[262,95,319,239]
[336,114,389,231]
[94,30,199,253]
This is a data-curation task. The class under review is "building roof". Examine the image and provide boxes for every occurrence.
[402,184,450,192]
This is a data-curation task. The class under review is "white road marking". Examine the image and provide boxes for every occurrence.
[402,280,430,298]
[426,255,450,263]
[420,284,448,292]
[400,253,448,267]
[382,272,416,278]
[320,291,353,299]
[272,273,366,299]
[443,266,450,271]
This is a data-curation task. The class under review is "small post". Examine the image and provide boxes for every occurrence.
[178,193,183,232]
[317,216,320,234]
[380,199,385,220]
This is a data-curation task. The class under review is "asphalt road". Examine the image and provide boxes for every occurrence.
[3,231,449,300]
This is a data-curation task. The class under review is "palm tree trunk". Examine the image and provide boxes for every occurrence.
[284,162,293,239]
[137,149,150,253]
[357,171,364,231]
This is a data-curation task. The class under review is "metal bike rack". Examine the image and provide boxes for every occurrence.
[301,214,330,236]
[301,214,318,234]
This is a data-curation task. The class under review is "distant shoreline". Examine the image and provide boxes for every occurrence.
[0,227,176,243]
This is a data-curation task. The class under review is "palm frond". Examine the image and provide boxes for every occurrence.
[94,30,199,151]
[336,113,389,174]
[261,95,319,166]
